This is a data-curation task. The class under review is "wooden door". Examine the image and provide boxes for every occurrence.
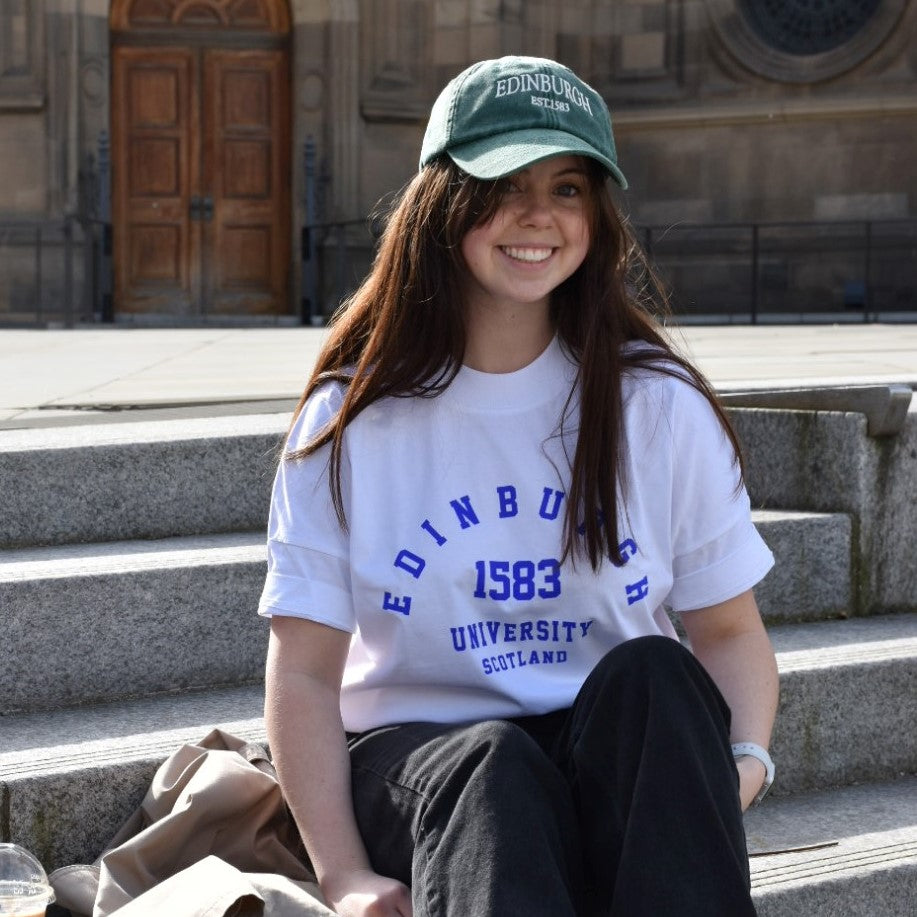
[203,49,290,314]
[112,47,200,313]
[112,47,290,316]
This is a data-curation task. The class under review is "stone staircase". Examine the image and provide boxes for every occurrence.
[1,398,915,915]
[732,398,917,915]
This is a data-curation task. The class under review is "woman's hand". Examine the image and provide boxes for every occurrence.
[323,867,413,917]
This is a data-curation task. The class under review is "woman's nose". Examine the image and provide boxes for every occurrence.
[516,191,553,226]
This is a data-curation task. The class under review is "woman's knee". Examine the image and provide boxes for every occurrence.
[588,634,706,693]
[606,633,689,668]
[436,719,556,792]
[573,635,731,746]
[412,719,575,836]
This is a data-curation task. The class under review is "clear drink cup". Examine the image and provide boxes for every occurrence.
[0,844,55,917]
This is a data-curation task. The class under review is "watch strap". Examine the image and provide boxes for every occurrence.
[731,742,775,805]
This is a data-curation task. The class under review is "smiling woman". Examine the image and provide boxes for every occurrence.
[261,55,778,917]
[459,156,592,372]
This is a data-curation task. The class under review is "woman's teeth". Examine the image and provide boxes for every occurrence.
[501,246,553,263]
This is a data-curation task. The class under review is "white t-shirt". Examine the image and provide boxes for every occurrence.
[258,338,774,732]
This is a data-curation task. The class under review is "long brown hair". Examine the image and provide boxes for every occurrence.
[290,156,743,570]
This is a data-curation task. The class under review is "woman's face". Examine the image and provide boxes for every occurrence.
[460,155,591,318]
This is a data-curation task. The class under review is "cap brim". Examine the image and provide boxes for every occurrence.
[446,128,628,189]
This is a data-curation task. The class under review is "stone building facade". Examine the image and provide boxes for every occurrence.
[0,0,915,323]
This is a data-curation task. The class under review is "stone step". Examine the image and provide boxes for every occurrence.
[767,613,917,795]
[0,414,287,549]
[2,615,915,873]
[729,403,917,616]
[0,685,267,872]
[1,509,848,714]
[748,776,917,916]
[0,410,852,563]
[2,402,912,616]
[752,508,851,624]
[2,704,915,914]
[0,532,269,714]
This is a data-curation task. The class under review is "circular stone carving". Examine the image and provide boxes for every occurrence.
[705,0,906,82]
[740,0,882,56]
[81,59,106,107]
[300,72,324,112]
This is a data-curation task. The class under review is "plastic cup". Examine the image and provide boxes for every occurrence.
[0,844,55,917]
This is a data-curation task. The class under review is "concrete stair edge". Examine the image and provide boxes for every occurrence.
[0,531,267,577]
[768,613,917,795]
[0,533,270,715]
[0,684,267,773]
[0,685,267,870]
[1,510,851,714]
[748,776,917,917]
[0,419,287,549]
[0,413,289,452]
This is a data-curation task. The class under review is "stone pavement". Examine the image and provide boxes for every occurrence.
[1,323,915,429]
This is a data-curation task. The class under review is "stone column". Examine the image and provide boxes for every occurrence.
[45,0,79,216]
[522,0,559,59]
[326,0,361,221]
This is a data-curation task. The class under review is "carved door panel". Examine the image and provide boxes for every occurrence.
[112,46,290,315]
[203,49,290,314]
[112,47,200,313]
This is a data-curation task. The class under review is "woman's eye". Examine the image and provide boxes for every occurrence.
[555,183,581,198]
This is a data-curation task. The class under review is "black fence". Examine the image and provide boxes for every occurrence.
[1,215,914,327]
[642,219,917,323]
[0,218,82,326]
[301,215,917,325]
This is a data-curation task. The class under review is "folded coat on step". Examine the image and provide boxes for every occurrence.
[49,729,333,917]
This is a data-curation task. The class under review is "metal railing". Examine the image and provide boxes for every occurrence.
[2,211,913,327]
[0,130,114,328]
[642,218,917,324]
[0,217,87,327]
[300,218,376,325]
[304,216,916,325]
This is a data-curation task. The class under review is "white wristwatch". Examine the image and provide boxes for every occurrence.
[731,742,775,805]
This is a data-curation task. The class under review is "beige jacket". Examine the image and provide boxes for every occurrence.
[50,730,333,917]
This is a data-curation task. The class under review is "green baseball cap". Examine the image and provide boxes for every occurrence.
[420,56,627,189]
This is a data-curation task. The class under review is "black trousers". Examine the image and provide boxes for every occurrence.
[347,635,756,916]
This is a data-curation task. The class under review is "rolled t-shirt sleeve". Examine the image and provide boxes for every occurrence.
[257,383,355,633]
[666,381,774,612]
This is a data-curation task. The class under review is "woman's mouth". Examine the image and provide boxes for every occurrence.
[500,246,553,263]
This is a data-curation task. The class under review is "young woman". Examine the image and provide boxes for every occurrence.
[260,56,778,917]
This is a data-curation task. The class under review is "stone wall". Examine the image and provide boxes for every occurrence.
[347,1,917,227]
[0,0,49,215]
[612,0,917,227]
[0,0,913,320]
